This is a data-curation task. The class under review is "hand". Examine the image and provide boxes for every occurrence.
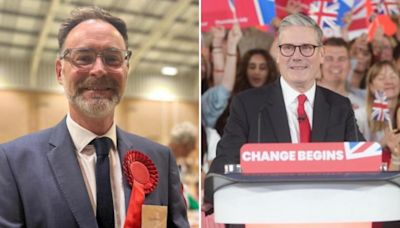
[286,0,303,15]
[271,17,282,29]
[211,26,226,47]
[384,128,400,155]
[226,23,242,53]
[342,11,352,27]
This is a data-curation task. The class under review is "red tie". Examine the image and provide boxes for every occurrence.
[297,94,311,143]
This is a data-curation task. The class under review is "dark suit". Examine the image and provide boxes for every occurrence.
[209,79,365,174]
[0,118,189,228]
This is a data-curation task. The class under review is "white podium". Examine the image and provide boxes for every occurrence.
[205,172,400,224]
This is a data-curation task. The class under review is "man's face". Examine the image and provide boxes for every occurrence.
[56,19,128,118]
[277,26,324,91]
[322,45,350,85]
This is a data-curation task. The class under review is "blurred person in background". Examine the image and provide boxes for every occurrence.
[349,34,374,90]
[393,44,400,72]
[202,23,242,128]
[169,121,199,211]
[214,48,279,136]
[355,61,400,171]
[318,37,365,110]
[371,32,395,62]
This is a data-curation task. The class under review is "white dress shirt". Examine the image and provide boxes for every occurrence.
[280,77,316,143]
[66,114,125,228]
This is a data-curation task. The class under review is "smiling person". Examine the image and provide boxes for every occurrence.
[207,13,365,175]
[214,48,278,136]
[318,37,365,110]
[356,61,400,171]
[0,6,189,228]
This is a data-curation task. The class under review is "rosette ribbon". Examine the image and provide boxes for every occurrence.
[123,151,158,228]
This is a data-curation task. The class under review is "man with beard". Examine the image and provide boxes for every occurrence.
[0,6,189,228]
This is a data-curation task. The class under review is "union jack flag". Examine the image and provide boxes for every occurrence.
[372,0,399,16]
[344,142,382,159]
[309,0,341,37]
[371,90,390,122]
[344,0,369,40]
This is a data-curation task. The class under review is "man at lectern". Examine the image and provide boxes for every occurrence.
[208,13,365,175]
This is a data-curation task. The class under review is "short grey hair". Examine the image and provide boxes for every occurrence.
[278,13,323,45]
[169,122,197,148]
[58,6,128,50]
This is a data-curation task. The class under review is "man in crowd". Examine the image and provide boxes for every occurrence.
[318,37,365,110]
[0,6,189,228]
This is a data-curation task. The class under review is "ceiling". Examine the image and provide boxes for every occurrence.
[0,0,199,101]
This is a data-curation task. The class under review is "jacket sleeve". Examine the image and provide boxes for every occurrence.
[345,98,366,142]
[0,146,24,228]
[167,148,190,228]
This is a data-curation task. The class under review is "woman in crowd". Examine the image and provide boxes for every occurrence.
[214,48,279,135]
[356,61,400,171]
[349,34,374,90]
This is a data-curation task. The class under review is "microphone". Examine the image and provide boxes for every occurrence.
[352,110,359,142]
[257,105,267,143]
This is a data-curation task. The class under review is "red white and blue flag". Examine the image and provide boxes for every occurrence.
[254,0,277,25]
[341,0,369,40]
[371,90,390,122]
[201,0,276,31]
[308,0,341,37]
[372,0,399,16]
[201,0,397,36]
[344,141,382,159]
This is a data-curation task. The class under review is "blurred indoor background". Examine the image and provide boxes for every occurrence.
[0,0,199,226]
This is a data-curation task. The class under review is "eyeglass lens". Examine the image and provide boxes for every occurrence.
[279,44,317,57]
[64,48,129,69]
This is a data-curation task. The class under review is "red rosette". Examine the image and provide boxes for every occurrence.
[123,151,159,228]
[123,151,159,193]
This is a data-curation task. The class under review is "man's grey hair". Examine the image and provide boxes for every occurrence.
[58,6,128,50]
[278,13,323,45]
[169,122,197,148]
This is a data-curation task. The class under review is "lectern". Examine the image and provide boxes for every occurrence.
[205,172,400,224]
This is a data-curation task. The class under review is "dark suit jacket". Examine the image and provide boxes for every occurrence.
[209,79,365,174]
[0,118,189,228]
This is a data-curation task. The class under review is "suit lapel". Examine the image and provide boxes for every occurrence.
[311,87,330,141]
[116,128,132,210]
[46,119,97,227]
[263,80,292,142]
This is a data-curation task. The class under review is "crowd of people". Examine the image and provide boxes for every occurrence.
[202,13,400,171]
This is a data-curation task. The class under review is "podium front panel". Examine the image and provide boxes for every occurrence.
[214,181,400,224]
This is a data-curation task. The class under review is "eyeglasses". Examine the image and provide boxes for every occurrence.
[278,44,321,57]
[60,48,132,70]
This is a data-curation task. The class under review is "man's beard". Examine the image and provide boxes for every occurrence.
[66,76,122,118]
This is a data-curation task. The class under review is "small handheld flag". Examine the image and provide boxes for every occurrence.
[371,90,391,126]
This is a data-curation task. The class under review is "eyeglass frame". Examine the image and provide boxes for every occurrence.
[278,43,322,57]
[59,47,132,69]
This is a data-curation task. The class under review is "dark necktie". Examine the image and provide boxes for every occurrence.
[92,137,115,228]
[297,94,311,143]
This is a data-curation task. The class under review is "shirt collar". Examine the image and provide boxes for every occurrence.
[66,114,117,153]
[280,76,316,106]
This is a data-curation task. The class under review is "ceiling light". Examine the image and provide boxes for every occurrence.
[161,66,178,76]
